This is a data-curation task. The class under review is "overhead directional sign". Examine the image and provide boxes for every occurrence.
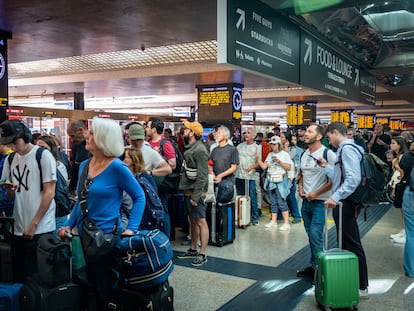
[217,0,300,83]
[300,31,376,105]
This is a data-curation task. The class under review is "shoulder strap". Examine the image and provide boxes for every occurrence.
[36,147,46,191]
[323,147,328,161]
[338,143,363,185]
[341,143,363,157]
[7,152,16,167]
[78,160,91,217]
[159,139,167,157]
[7,152,16,181]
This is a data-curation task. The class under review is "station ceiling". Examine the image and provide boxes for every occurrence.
[1,0,414,124]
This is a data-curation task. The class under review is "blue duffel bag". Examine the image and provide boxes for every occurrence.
[120,230,174,290]
[0,283,23,311]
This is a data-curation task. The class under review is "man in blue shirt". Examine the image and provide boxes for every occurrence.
[320,121,369,299]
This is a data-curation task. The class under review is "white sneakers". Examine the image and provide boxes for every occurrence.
[393,235,406,244]
[390,229,406,244]
[390,229,405,239]
[279,223,291,231]
[264,221,277,228]
[264,222,290,231]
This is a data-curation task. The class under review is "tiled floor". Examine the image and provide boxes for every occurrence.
[169,203,414,311]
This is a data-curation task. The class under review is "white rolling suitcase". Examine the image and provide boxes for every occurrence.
[235,179,251,228]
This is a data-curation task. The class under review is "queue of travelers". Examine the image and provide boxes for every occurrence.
[0,117,413,308]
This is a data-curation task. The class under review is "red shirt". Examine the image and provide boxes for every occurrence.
[148,138,176,160]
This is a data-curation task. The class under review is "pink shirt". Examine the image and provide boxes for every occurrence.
[148,139,176,160]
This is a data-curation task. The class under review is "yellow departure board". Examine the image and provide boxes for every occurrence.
[286,101,316,126]
[199,88,230,106]
[357,115,374,129]
[286,104,303,126]
[375,117,389,125]
[331,110,352,126]
[389,120,401,130]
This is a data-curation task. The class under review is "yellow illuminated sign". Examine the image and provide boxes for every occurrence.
[357,115,374,129]
[286,105,304,126]
[389,120,401,130]
[331,111,351,126]
[199,90,230,106]
[376,118,388,125]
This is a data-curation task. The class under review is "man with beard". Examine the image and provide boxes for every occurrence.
[296,124,336,280]
[67,120,90,193]
[177,121,209,266]
[367,123,391,164]
[209,126,239,201]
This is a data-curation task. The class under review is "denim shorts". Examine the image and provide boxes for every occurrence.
[184,195,207,219]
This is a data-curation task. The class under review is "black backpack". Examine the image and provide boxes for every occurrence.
[8,147,72,217]
[338,144,390,209]
[157,139,184,193]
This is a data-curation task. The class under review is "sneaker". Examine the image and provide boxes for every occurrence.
[191,254,207,266]
[296,266,315,278]
[279,223,291,231]
[390,229,405,239]
[393,235,406,244]
[264,221,277,228]
[177,248,198,259]
[251,220,259,226]
[359,288,369,299]
[292,218,302,224]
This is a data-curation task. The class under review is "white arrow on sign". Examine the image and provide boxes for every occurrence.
[354,68,360,87]
[236,8,245,31]
[304,38,312,65]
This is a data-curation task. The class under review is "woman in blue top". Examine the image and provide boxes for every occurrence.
[58,117,145,311]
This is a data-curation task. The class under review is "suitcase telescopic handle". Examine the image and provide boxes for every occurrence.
[324,201,343,250]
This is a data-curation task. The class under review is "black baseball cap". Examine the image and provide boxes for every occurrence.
[0,120,28,145]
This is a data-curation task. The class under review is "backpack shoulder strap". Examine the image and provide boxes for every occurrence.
[323,147,328,160]
[7,152,16,181]
[338,143,363,184]
[36,147,47,191]
[159,139,167,157]
[341,143,363,157]
[7,152,16,167]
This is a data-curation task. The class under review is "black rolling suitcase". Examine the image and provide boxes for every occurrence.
[19,277,84,311]
[109,281,174,311]
[207,201,235,247]
[0,217,14,283]
[19,233,86,311]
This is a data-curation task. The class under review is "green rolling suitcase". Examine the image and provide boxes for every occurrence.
[315,203,359,310]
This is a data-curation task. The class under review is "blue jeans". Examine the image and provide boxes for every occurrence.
[301,200,325,268]
[236,178,259,223]
[403,187,414,276]
[286,180,301,220]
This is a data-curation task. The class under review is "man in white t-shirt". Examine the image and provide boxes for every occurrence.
[127,123,172,176]
[0,120,57,282]
[296,124,335,280]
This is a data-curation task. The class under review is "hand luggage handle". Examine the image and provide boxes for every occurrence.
[244,178,249,198]
[324,201,343,250]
